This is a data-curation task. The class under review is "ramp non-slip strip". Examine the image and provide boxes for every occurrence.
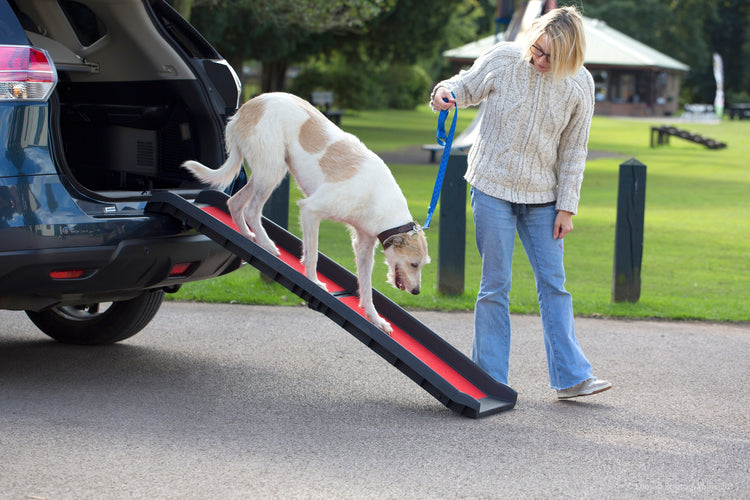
[200,205,487,400]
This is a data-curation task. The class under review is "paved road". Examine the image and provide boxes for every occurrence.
[1,302,748,498]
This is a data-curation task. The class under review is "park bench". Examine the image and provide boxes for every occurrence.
[729,103,750,120]
[422,102,485,163]
[311,91,345,125]
[681,103,717,122]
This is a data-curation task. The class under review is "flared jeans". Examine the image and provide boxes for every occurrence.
[470,187,593,390]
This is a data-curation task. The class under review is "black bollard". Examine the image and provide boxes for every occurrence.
[262,174,290,229]
[612,158,647,302]
[259,174,290,282]
[438,152,468,295]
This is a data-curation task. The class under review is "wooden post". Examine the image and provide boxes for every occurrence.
[612,158,647,302]
[438,153,468,295]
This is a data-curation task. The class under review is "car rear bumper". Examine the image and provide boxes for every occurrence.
[0,232,242,311]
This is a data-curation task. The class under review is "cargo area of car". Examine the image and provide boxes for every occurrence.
[12,0,235,199]
[54,79,208,194]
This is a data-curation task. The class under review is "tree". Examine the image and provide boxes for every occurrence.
[339,0,470,66]
[702,0,750,103]
[169,0,397,93]
[308,0,478,100]
[558,0,749,104]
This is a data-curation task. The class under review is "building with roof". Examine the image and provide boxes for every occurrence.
[443,17,690,117]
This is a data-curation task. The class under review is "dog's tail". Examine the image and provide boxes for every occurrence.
[182,142,244,192]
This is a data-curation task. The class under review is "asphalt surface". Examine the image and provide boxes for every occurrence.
[1,302,748,499]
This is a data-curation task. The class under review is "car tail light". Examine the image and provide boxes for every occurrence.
[50,269,85,279]
[169,263,194,277]
[0,45,57,101]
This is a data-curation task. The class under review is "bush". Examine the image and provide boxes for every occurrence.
[727,90,750,106]
[288,60,380,109]
[288,59,431,110]
[382,64,433,109]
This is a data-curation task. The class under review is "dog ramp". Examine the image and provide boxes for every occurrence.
[146,190,517,418]
[650,125,727,149]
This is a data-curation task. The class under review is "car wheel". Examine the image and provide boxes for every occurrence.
[25,290,165,345]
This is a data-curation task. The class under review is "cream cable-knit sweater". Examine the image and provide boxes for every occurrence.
[432,42,595,214]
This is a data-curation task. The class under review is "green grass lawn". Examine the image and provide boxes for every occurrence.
[171,106,750,322]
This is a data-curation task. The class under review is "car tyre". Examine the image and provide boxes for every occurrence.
[25,290,165,345]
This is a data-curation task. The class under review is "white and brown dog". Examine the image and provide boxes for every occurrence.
[182,92,430,334]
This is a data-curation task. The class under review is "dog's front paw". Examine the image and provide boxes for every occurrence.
[315,279,328,292]
[372,316,393,336]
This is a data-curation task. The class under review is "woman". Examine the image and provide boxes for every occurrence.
[430,6,611,399]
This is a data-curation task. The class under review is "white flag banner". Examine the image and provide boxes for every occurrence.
[713,52,724,118]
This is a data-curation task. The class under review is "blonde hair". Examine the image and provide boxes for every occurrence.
[522,6,586,80]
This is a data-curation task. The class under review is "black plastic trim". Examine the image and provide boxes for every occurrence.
[0,232,241,311]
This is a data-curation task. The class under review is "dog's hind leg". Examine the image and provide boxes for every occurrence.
[352,230,392,334]
[226,175,281,257]
[225,178,257,240]
[242,180,283,257]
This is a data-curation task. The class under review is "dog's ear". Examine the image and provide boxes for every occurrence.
[391,236,405,248]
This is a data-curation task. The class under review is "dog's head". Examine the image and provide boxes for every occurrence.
[382,225,430,295]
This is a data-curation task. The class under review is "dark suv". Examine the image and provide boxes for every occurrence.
[1,0,245,344]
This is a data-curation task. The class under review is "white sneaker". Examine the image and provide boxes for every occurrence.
[557,378,612,399]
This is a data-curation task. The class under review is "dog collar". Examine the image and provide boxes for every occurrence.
[378,222,420,249]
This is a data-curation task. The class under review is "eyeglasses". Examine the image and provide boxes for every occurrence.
[530,45,551,63]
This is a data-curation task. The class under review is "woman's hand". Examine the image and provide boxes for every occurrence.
[553,210,574,239]
[431,87,456,111]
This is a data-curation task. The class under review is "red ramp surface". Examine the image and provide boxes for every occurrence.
[146,190,516,417]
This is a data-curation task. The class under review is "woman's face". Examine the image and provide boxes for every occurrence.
[530,34,552,74]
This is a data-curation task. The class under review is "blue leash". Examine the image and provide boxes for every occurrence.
[424,93,457,229]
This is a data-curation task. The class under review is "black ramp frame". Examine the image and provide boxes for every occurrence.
[146,190,517,418]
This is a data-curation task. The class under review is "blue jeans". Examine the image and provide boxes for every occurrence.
[470,187,593,390]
